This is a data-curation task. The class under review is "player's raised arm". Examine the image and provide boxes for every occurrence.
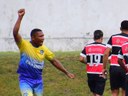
[13,9,25,43]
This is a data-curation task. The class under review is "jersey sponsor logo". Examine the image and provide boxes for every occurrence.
[40,50,44,55]
[25,59,44,69]
[88,47,103,53]
[86,45,105,54]
[112,36,128,46]
[116,38,120,44]
[21,53,44,69]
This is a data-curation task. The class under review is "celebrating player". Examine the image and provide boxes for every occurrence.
[13,9,75,96]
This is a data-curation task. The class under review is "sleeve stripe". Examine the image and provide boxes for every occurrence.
[118,54,123,59]
[106,44,112,48]
[80,53,86,58]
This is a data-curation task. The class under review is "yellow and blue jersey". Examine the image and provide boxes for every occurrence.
[17,38,55,79]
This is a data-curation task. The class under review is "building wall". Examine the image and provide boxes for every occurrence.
[1,0,128,51]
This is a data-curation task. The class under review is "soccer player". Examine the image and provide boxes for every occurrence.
[80,30,107,96]
[102,20,128,96]
[118,42,128,96]
[13,9,75,96]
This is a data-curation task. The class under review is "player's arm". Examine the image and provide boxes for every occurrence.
[118,58,128,73]
[13,9,25,43]
[118,49,128,73]
[103,47,111,72]
[49,58,75,79]
[79,56,86,64]
[80,48,87,64]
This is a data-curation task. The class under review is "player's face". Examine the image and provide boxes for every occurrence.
[32,31,44,47]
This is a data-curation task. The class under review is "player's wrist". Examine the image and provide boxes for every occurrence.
[102,69,107,74]
[65,71,70,75]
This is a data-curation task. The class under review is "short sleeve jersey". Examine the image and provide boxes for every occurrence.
[107,33,128,66]
[17,38,55,79]
[80,42,107,74]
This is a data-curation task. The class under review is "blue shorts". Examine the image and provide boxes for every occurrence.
[19,76,43,96]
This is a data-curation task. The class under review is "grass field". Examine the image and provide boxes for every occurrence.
[0,51,112,96]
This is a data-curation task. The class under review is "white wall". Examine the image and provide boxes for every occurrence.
[1,0,128,51]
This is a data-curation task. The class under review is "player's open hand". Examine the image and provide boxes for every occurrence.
[66,72,75,79]
[18,9,25,17]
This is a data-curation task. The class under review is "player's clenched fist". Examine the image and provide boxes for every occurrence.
[18,9,25,17]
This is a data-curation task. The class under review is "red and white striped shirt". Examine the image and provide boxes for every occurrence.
[80,42,107,74]
[107,33,128,66]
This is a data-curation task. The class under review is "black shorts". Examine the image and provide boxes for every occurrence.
[125,75,128,96]
[109,66,125,90]
[87,74,106,95]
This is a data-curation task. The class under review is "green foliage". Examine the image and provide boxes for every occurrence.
[0,52,111,96]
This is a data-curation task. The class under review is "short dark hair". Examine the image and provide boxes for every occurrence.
[30,28,42,37]
[94,30,103,40]
[120,20,128,30]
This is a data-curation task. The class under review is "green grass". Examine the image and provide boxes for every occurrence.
[0,51,112,96]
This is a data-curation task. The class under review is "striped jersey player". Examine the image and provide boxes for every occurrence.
[103,20,128,96]
[80,30,107,96]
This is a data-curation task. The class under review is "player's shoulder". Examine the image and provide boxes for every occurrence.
[111,33,122,37]
[18,38,29,46]
[20,38,29,43]
[86,42,106,47]
[111,33,128,37]
[85,42,94,46]
[91,42,105,45]
[100,43,106,46]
